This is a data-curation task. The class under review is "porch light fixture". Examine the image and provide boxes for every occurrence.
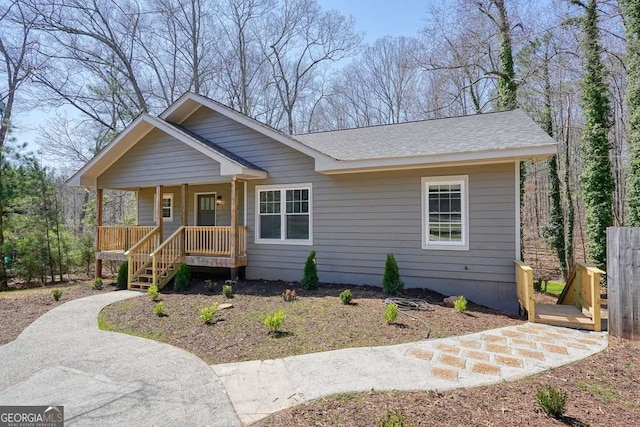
[216,195,224,206]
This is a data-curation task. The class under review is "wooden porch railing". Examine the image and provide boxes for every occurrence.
[150,227,185,288]
[184,226,247,256]
[125,227,160,285]
[98,226,156,251]
[557,262,604,332]
[515,260,535,322]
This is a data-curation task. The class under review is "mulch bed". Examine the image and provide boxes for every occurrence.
[0,281,114,345]
[99,278,523,364]
[255,336,639,427]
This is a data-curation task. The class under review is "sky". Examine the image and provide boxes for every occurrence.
[318,0,428,43]
[13,1,430,153]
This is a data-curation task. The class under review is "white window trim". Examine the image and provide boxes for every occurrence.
[193,192,217,226]
[255,183,313,245]
[421,175,469,251]
[154,193,174,222]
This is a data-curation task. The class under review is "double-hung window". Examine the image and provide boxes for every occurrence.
[154,193,174,222]
[256,184,312,244]
[422,176,468,250]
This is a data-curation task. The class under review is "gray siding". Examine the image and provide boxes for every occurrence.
[138,184,245,240]
[181,107,519,313]
[98,128,226,189]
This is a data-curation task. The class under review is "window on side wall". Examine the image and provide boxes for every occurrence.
[154,193,174,222]
[256,184,311,244]
[422,176,468,250]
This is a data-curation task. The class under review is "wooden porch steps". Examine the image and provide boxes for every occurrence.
[128,266,175,290]
[516,261,605,332]
[534,303,599,331]
[129,281,153,290]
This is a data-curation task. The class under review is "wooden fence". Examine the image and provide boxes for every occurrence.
[607,227,640,340]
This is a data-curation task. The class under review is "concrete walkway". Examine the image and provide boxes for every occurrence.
[212,323,608,425]
[0,291,240,427]
[0,293,609,427]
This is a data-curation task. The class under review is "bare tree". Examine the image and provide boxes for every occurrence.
[260,0,361,134]
[0,0,38,147]
[213,0,272,116]
[142,0,219,105]
[26,0,149,123]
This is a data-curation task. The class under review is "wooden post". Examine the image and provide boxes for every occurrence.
[156,185,164,241]
[181,184,189,227]
[181,184,188,258]
[607,227,640,340]
[95,188,103,279]
[230,178,238,279]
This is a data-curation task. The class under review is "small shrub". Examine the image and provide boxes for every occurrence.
[153,301,166,317]
[51,289,63,301]
[453,295,467,313]
[116,261,128,290]
[536,385,568,418]
[382,253,403,295]
[200,302,219,324]
[222,284,233,298]
[301,250,319,290]
[340,289,353,305]
[173,264,191,292]
[533,279,543,292]
[383,303,398,324]
[282,289,297,302]
[205,280,218,292]
[264,309,286,333]
[92,277,104,290]
[376,408,409,427]
[147,285,159,301]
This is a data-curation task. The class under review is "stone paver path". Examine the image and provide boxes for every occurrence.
[213,323,608,425]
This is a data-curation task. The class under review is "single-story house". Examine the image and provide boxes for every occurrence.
[68,92,556,313]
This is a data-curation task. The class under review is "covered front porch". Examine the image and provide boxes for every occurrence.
[95,180,248,290]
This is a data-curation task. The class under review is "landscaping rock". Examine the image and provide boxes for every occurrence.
[218,303,233,310]
[443,296,456,307]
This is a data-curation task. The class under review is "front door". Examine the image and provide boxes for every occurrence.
[197,194,216,226]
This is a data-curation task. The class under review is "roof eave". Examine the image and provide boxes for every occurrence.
[161,92,337,163]
[315,144,558,174]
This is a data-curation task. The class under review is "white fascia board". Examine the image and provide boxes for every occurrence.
[161,93,335,164]
[158,92,202,123]
[316,144,558,174]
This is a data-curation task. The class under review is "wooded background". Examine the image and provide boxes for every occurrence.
[1,0,638,289]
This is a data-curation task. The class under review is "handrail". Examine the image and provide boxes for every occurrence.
[557,262,604,332]
[124,227,160,256]
[515,260,535,322]
[151,226,185,287]
[126,227,160,286]
[150,226,185,257]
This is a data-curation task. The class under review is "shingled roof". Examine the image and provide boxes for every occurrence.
[294,109,555,161]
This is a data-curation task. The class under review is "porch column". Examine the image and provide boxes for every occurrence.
[156,185,164,241]
[95,188,103,279]
[181,184,189,226]
[230,178,238,279]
